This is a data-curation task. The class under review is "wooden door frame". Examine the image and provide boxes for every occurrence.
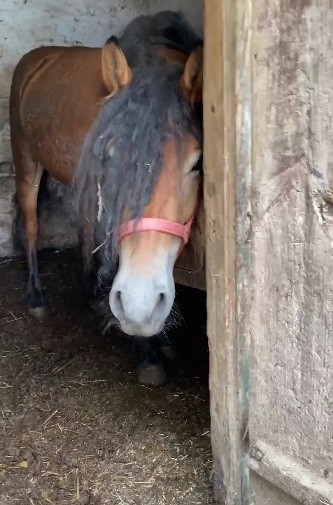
[204,1,251,503]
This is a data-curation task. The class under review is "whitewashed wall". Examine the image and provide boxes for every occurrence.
[0,0,203,256]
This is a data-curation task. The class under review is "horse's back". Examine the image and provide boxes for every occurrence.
[10,45,106,183]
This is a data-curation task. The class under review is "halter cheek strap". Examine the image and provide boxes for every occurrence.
[118,216,195,255]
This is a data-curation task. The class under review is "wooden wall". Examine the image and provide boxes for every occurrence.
[204,0,333,504]
[249,1,333,504]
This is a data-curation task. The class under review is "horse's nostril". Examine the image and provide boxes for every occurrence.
[156,292,167,312]
[152,291,168,323]
[112,290,124,318]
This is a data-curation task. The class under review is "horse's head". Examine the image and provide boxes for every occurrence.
[78,38,203,337]
[112,130,203,337]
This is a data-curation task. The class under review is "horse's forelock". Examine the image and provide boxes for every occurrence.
[76,63,202,269]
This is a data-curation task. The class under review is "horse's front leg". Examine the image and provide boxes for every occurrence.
[133,337,167,386]
[133,336,178,387]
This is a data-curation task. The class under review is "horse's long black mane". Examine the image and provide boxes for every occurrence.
[76,11,202,268]
[119,11,202,68]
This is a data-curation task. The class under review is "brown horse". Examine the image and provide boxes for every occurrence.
[10,12,203,347]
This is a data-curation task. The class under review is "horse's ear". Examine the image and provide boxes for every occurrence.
[101,36,132,96]
[181,44,203,105]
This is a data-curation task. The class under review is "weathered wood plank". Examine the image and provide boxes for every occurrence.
[250,1,333,503]
[250,440,333,505]
[203,0,238,500]
[203,0,252,503]
[251,474,301,505]
[235,0,253,501]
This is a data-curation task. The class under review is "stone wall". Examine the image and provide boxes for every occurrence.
[0,0,203,257]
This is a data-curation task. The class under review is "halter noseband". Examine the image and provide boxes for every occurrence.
[118,216,195,255]
[97,182,196,256]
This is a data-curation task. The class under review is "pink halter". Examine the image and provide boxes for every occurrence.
[118,215,195,255]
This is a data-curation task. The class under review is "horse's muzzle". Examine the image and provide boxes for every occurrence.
[109,280,173,337]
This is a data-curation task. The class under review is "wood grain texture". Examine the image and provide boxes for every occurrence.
[250,0,333,502]
[203,0,251,503]
[235,1,253,501]
[204,0,237,500]
[251,474,301,505]
[249,440,333,505]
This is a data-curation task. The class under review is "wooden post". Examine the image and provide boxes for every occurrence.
[203,0,252,503]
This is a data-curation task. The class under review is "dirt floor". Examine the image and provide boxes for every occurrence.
[0,249,213,505]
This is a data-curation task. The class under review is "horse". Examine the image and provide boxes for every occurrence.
[9,11,203,385]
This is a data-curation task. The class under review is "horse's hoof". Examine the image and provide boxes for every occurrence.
[28,306,47,320]
[160,344,177,361]
[137,362,167,387]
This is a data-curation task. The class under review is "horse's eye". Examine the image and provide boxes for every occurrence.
[185,150,203,176]
[191,154,203,174]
